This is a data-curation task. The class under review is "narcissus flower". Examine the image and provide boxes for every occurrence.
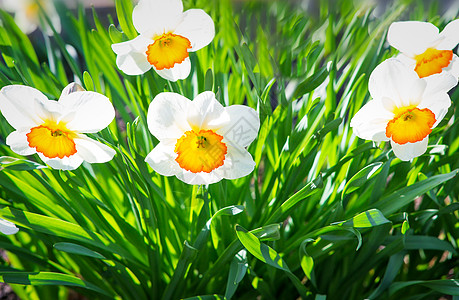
[350,58,456,161]
[0,219,18,235]
[0,83,116,170]
[0,0,61,35]
[387,20,459,79]
[111,0,214,81]
[145,91,259,185]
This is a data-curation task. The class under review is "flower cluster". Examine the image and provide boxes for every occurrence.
[351,20,459,161]
[0,0,258,184]
[0,0,261,234]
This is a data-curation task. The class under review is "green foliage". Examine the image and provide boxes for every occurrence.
[0,0,458,299]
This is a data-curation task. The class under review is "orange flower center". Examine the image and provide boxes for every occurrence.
[145,33,192,70]
[414,48,453,78]
[174,129,227,173]
[385,106,436,145]
[26,121,77,159]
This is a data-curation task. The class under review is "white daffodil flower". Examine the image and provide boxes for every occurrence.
[0,218,18,235]
[0,0,61,35]
[350,58,456,161]
[0,83,116,170]
[387,19,459,79]
[111,0,214,82]
[145,91,260,185]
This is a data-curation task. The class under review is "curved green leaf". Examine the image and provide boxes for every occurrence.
[293,65,329,99]
[236,225,288,272]
[339,209,391,228]
[54,242,106,259]
[250,224,281,242]
[225,250,248,300]
[236,225,307,297]
[299,238,315,282]
[0,156,46,171]
[342,162,383,198]
[266,175,323,223]
[389,279,459,296]
[0,272,112,297]
[114,0,137,40]
[82,71,94,91]
[375,170,458,215]
[0,207,146,266]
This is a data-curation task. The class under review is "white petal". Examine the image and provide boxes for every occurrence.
[218,105,260,148]
[58,91,115,133]
[394,53,416,68]
[132,0,183,36]
[147,92,191,141]
[391,137,428,161]
[111,35,151,55]
[174,9,215,52]
[154,57,191,81]
[0,85,47,129]
[387,21,439,56]
[5,130,36,156]
[417,92,451,128]
[423,71,457,95]
[14,11,38,34]
[0,219,19,235]
[1,0,22,11]
[38,153,84,170]
[437,19,459,50]
[59,83,85,99]
[187,91,228,130]
[36,99,63,122]
[350,99,393,142]
[369,58,426,107]
[145,141,180,176]
[176,169,223,185]
[214,144,256,180]
[443,54,459,79]
[74,135,116,164]
[112,36,152,76]
[115,52,152,76]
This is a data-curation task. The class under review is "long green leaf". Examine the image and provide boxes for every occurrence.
[54,242,106,259]
[0,272,113,297]
[374,170,458,215]
[293,65,329,99]
[225,250,248,300]
[0,207,146,267]
[389,279,459,296]
[236,225,308,297]
[266,175,323,223]
[338,209,391,228]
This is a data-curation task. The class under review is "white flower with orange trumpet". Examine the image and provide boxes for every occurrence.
[145,91,259,185]
[0,0,61,35]
[350,58,456,161]
[0,83,116,170]
[111,0,214,82]
[387,19,459,79]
